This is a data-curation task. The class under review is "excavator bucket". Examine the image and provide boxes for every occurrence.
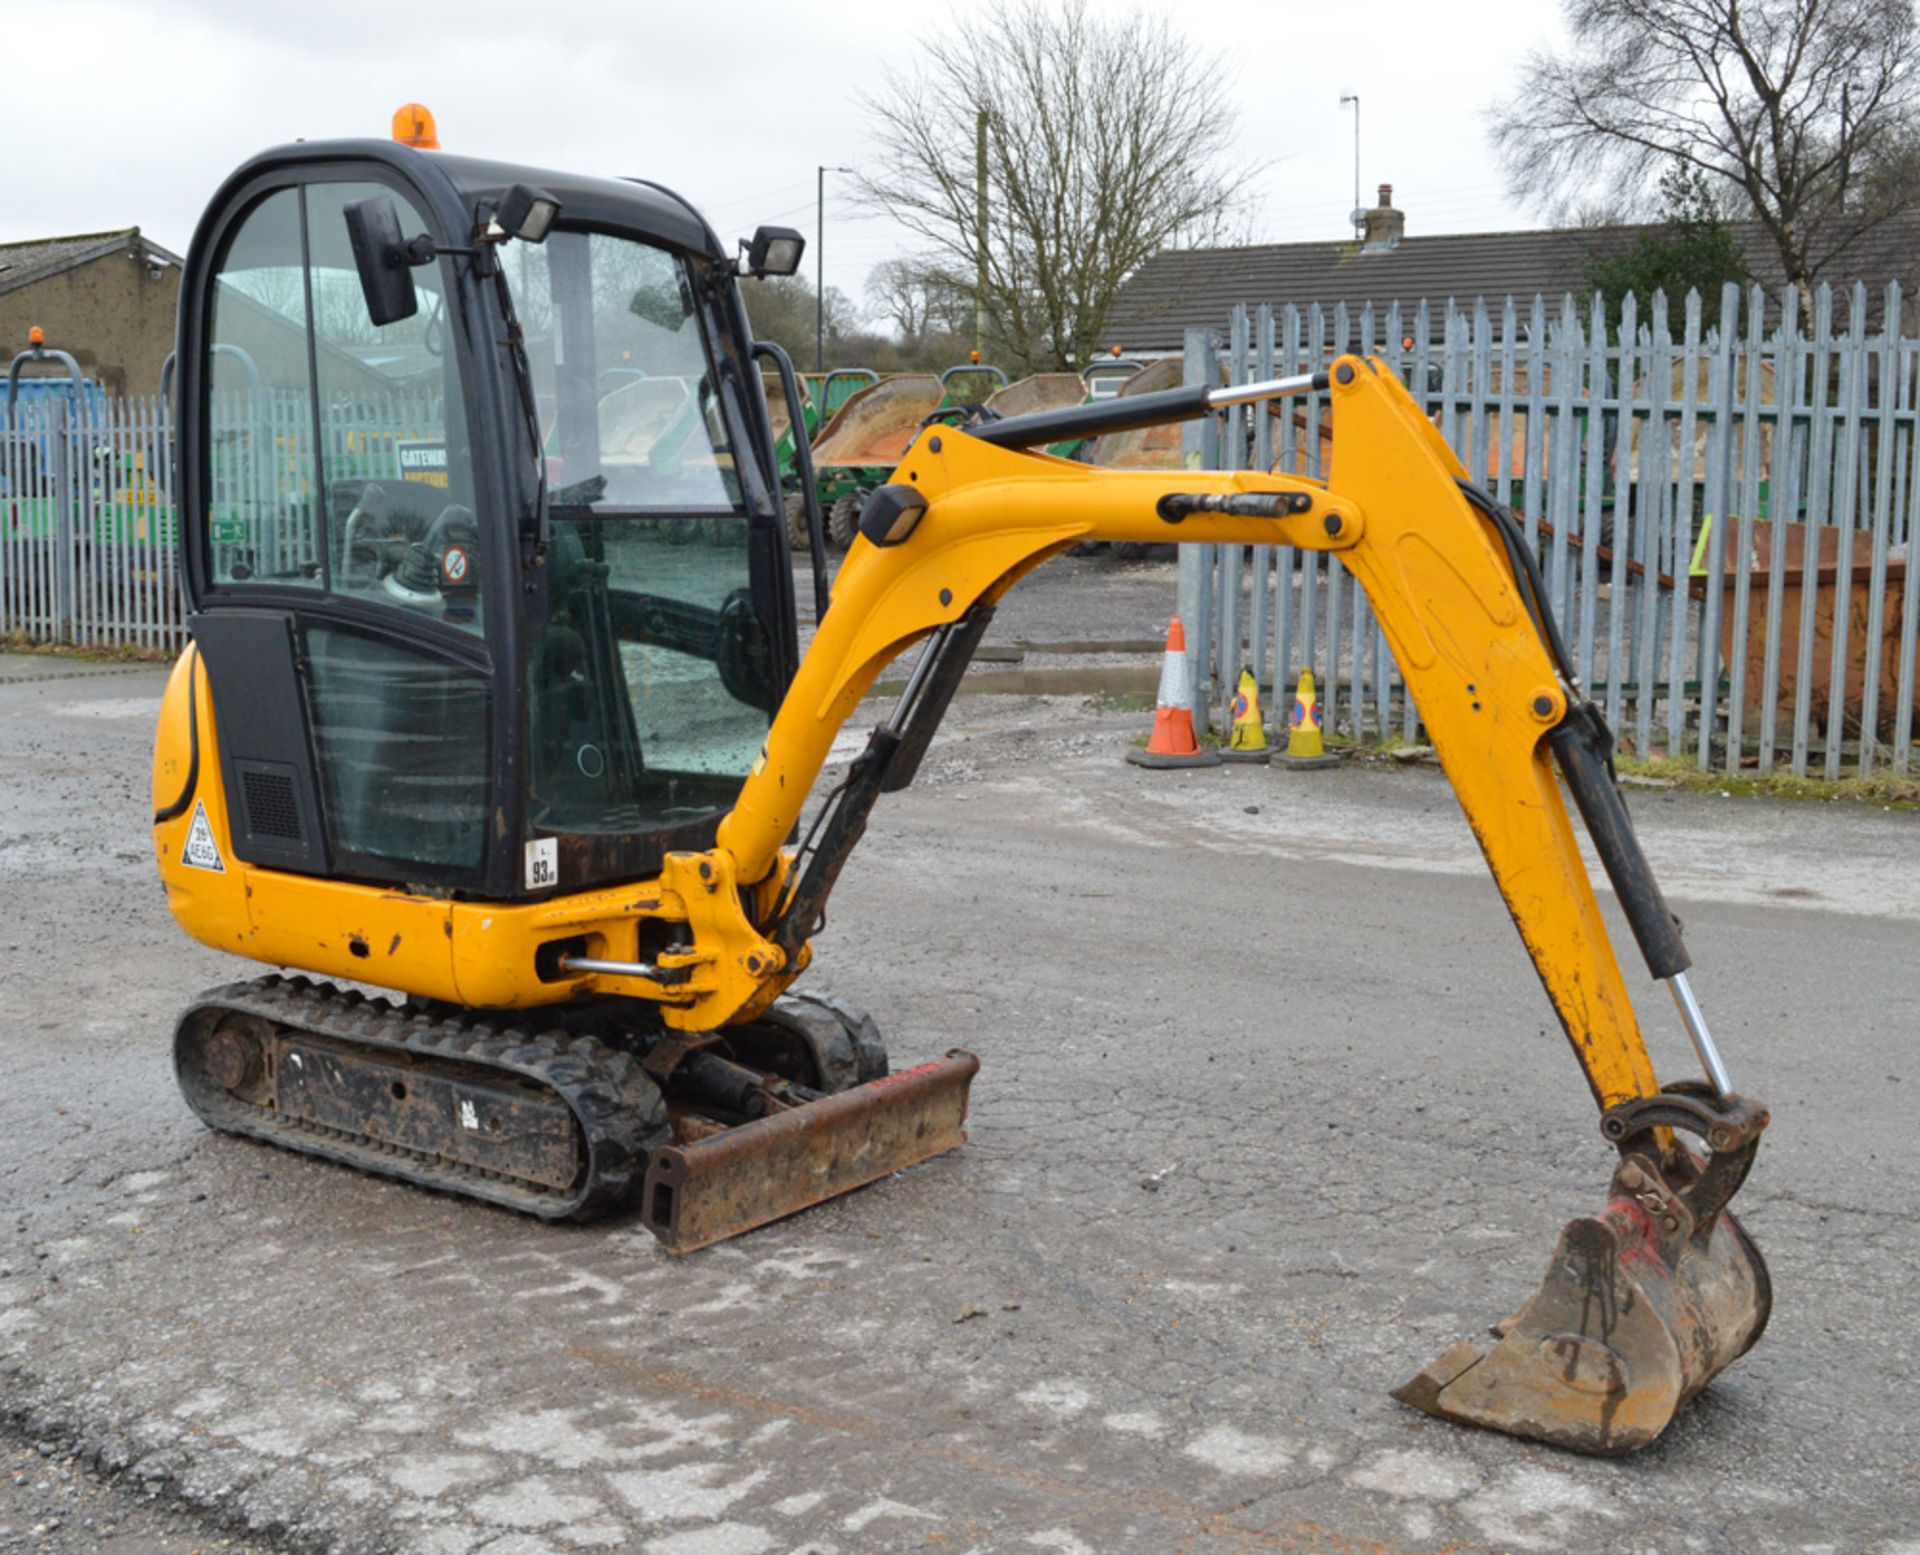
[640,1051,980,1253]
[1395,1130,1771,1456]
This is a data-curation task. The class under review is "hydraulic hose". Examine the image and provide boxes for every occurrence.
[1454,481,1692,983]
[1455,478,1578,688]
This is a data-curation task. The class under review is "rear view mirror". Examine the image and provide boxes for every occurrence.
[343,196,419,327]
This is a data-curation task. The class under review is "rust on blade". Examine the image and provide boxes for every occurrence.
[640,1050,979,1253]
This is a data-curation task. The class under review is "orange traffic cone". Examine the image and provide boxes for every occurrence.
[1277,667,1341,770]
[1126,616,1221,769]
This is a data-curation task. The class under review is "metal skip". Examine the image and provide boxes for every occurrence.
[640,1051,980,1254]
[1394,1090,1772,1456]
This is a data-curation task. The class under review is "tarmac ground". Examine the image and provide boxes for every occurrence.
[3,551,1918,1554]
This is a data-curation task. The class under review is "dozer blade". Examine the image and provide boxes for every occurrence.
[1394,1150,1771,1456]
[640,1050,979,1253]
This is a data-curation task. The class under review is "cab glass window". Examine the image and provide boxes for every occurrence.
[206,188,321,588]
[203,181,483,631]
[529,515,772,837]
[502,228,771,842]
[500,231,741,512]
[303,624,490,876]
[308,181,482,629]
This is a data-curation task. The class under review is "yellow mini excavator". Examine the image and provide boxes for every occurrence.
[152,125,1770,1457]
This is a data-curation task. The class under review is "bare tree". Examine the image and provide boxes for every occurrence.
[865,259,974,341]
[866,259,934,338]
[738,275,861,367]
[1494,0,1920,291]
[858,0,1255,373]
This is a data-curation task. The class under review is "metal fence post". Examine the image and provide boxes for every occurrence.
[1790,286,1838,777]
[1758,288,1801,774]
[1250,303,1276,707]
[1217,306,1251,726]
[1726,286,1766,771]
[1178,328,1218,732]
[52,398,76,644]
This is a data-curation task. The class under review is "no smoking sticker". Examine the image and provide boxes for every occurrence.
[182,799,226,873]
[440,545,471,586]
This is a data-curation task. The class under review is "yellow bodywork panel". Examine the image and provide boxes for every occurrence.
[152,648,798,1022]
[154,357,1660,1107]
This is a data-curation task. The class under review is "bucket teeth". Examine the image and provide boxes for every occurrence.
[1394,1156,1771,1456]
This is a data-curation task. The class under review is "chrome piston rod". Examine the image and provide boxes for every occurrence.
[558,955,664,979]
[1666,969,1734,1098]
[1208,372,1324,407]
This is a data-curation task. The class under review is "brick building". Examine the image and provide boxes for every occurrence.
[0,229,183,396]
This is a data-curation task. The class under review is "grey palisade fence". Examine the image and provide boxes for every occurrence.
[1179,285,1920,779]
[2,393,179,653]
[6,286,1920,781]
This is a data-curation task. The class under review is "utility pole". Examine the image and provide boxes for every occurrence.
[1339,93,1361,237]
[974,109,989,357]
[816,164,853,373]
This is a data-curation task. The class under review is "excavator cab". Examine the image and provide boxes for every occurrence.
[175,141,798,901]
[161,139,975,1235]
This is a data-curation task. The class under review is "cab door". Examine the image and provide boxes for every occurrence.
[497,225,792,892]
[185,173,501,893]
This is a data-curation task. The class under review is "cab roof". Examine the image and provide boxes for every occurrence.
[226,138,723,258]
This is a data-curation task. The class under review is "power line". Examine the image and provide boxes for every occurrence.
[700,179,819,216]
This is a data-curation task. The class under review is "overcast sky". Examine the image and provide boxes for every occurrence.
[2,0,1564,327]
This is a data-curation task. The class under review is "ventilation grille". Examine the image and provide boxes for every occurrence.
[241,768,302,841]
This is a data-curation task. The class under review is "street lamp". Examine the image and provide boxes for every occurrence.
[817,164,854,372]
[1339,93,1361,238]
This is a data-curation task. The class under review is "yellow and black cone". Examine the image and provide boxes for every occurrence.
[1221,666,1270,764]
[1278,668,1341,770]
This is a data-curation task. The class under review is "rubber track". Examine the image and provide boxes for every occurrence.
[174,975,667,1222]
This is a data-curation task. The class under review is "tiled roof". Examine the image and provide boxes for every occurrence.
[1104,218,1920,351]
[0,229,184,297]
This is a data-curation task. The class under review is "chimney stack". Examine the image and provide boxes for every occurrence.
[1362,183,1404,250]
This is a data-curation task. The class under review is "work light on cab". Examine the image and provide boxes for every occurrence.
[743,225,804,277]
[493,184,559,245]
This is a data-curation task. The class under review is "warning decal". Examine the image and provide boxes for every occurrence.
[182,799,226,873]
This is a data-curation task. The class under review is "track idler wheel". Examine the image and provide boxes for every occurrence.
[1394,1084,1771,1456]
